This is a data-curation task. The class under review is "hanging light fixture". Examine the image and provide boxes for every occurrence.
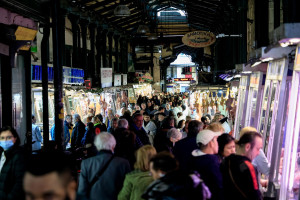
[114,3,130,17]
[137,24,150,34]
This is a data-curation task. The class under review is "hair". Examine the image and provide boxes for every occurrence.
[32,115,35,120]
[177,112,183,118]
[87,122,94,130]
[201,116,207,123]
[211,114,221,123]
[133,113,143,120]
[167,128,182,141]
[188,120,203,137]
[186,116,192,121]
[206,122,225,133]
[150,151,178,173]
[217,133,235,156]
[73,113,81,121]
[177,120,185,129]
[240,126,257,137]
[198,143,208,151]
[118,118,128,129]
[94,132,116,151]
[181,104,186,111]
[158,107,164,111]
[25,151,74,185]
[87,116,93,123]
[95,114,103,123]
[162,116,175,128]
[205,114,211,120]
[134,145,157,171]
[112,117,118,123]
[123,110,132,117]
[237,131,262,150]
[65,115,71,120]
[0,126,21,146]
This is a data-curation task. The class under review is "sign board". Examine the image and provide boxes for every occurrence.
[182,31,216,48]
[101,68,112,88]
[122,74,127,85]
[114,74,122,86]
[84,80,91,89]
[174,78,193,81]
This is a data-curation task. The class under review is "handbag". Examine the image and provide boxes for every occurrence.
[87,155,114,197]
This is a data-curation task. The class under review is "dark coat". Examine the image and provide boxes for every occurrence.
[113,128,136,169]
[77,150,131,200]
[130,124,151,148]
[71,120,86,149]
[188,153,224,200]
[0,146,25,200]
[153,128,171,153]
[142,170,210,200]
[173,136,198,171]
[94,123,107,135]
[220,154,262,200]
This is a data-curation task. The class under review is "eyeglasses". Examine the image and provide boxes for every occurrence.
[0,135,14,141]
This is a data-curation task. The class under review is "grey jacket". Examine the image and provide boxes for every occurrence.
[77,150,131,200]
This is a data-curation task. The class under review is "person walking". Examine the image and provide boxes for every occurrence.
[118,145,157,200]
[77,132,131,200]
[71,114,86,149]
[32,115,43,153]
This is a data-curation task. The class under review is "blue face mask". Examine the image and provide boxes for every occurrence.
[0,140,14,151]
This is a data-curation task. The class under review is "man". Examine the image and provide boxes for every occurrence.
[63,115,72,149]
[173,120,203,171]
[189,129,223,200]
[23,151,78,200]
[71,114,86,149]
[142,112,157,145]
[130,113,151,148]
[221,131,263,200]
[155,112,166,129]
[32,115,43,153]
[141,103,149,114]
[113,119,136,169]
[153,116,175,153]
[78,132,131,200]
[108,117,118,134]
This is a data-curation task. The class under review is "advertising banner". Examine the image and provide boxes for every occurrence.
[101,68,112,88]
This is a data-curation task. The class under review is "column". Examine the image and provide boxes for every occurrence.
[80,19,89,79]
[68,14,79,68]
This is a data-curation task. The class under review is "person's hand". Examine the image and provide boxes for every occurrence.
[260,179,268,188]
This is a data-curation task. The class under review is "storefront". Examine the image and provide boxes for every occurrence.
[233,74,250,138]
[280,44,300,200]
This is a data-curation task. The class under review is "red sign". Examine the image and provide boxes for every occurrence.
[84,80,91,89]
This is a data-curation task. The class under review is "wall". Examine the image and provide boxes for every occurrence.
[247,0,255,60]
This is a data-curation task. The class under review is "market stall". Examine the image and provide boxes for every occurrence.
[278,45,300,199]
[244,70,266,130]
[233,74,251,138]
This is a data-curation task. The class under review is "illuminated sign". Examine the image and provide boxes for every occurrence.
[84,80,91,89]
[174,78,193,81]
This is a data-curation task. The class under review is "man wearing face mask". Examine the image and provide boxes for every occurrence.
[0,126,26,200]
[23,151,79,200]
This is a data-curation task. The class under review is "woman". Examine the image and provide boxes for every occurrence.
[118,145,157,200]
[0,126,25,199]
[217,133,236,161]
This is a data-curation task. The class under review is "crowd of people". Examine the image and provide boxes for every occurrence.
[0,93,270,200]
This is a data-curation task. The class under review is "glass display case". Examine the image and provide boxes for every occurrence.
[234,74,250,138]
[280,45,300,200]
[244,72,265,129]
[262,58,293,199]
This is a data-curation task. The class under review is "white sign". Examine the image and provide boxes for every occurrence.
[101,68,112,88]
[114,74,122,86]
[122,74,127,85]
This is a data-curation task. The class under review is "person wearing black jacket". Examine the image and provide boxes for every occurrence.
[0,126,26,200]
[71,114,86,149]
[220,131,263,200]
